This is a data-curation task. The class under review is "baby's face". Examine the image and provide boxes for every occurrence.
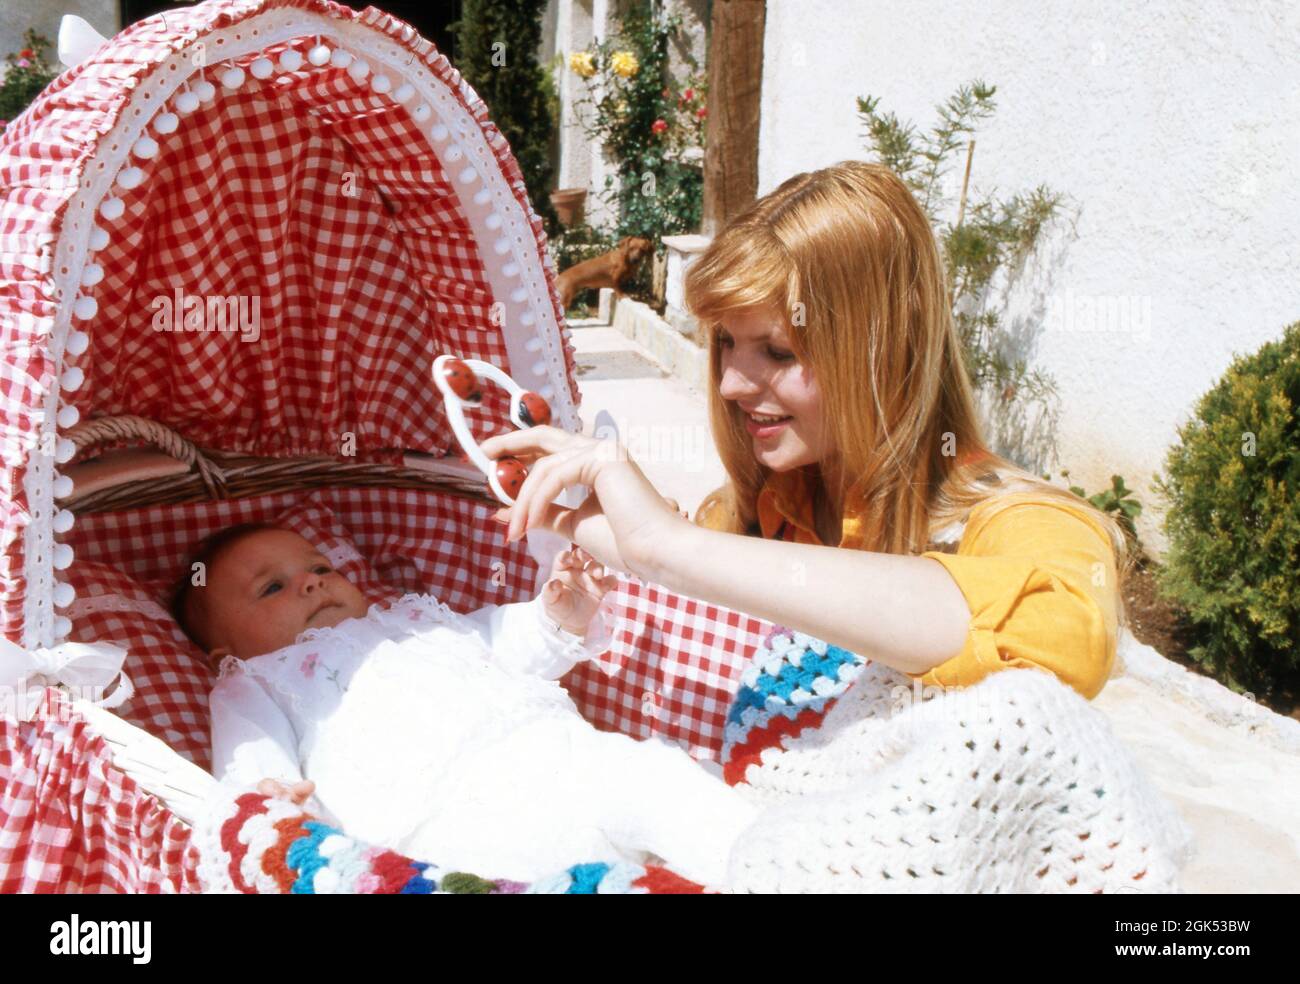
[200,529,369,661]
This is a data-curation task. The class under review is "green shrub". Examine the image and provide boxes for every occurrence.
[452,0,558,232]
[1157,322,1300,695]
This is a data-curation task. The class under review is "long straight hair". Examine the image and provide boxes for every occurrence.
[685,162,1128,587]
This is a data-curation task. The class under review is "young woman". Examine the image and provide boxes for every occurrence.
[481,161,1125,700]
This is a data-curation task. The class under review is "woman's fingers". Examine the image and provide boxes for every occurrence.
[511,445,587,542]
[479,425,577,463]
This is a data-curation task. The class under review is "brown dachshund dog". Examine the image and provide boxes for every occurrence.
[555,236,653,310]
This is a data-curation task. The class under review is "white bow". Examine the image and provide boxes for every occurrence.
[0,637,133,720]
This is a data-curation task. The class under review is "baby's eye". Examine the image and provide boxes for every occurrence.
[716,331,734,348]
[259,580,283,598]
[767,347,795,362]
[312,564,333,576]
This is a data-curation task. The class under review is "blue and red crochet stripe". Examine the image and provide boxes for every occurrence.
[720,626,868,786]
[207,791,708,894]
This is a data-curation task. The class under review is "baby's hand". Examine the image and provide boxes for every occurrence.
[256,778,316,807]
[543,545,619,637]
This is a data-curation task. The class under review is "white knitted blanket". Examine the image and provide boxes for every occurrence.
[723,662,1195,893]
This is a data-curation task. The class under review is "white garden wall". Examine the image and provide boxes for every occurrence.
[760,0,1300,550]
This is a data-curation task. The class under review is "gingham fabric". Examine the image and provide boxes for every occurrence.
[0,689,201,893]
[0,0,769,894]
[0,0,581,640]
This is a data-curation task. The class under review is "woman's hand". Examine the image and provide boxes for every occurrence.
[479,425,685,578]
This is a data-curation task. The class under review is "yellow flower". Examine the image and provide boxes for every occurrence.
[610,50,639,78]
[569,51,596,78]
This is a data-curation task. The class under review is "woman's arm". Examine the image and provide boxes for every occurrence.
[636,522,972,675]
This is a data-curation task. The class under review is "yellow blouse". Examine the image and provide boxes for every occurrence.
[714,467,1120,700]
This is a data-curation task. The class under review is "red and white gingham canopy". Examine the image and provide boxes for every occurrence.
[0,1,775,893]
[0,0,582,649]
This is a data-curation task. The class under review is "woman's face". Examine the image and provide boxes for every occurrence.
[716,306,827,473]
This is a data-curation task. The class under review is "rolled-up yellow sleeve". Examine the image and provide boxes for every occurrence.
[910,495,1119,700]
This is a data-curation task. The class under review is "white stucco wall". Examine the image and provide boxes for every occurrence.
[1,0,117,75]
[760,0,1300,550]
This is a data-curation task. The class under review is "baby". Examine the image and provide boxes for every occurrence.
[177,524,757,885]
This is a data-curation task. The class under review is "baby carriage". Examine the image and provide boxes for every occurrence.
[0,0,1193,894]
[0,0,777,893]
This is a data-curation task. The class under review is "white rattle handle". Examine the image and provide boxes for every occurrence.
[432,354,553,506]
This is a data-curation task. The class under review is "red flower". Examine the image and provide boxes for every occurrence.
[684,88,695,101]
[696,106,708,119]
[651,118,668,135]
[18,48,34,59]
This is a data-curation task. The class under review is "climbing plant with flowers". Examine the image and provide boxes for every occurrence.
[0,31,59,133]
[567,3,705,244]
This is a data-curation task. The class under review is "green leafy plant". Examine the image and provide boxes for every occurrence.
[0,30,59,132]
[858,82,1063,442]
[1065,473,1143,545]
[1156,321,1300,696]
[567,2,704,246]
[452,0,558,231]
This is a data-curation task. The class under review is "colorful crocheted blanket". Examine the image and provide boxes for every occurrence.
[720,626,867,786]
[195,791,708,894]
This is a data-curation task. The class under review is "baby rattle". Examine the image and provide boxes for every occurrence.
[432,354,552,506]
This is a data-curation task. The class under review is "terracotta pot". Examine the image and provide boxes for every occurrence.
[549,187,587,228]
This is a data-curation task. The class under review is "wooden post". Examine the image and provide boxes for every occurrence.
[702,0,766,237]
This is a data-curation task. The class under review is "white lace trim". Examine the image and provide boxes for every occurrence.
[67,592,174,623]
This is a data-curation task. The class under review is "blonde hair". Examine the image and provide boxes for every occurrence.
[686,162,1129,590]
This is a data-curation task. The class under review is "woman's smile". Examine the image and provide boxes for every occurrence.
[743,410,794,439]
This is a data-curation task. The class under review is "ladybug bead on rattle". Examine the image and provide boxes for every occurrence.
[432,354,553,506]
